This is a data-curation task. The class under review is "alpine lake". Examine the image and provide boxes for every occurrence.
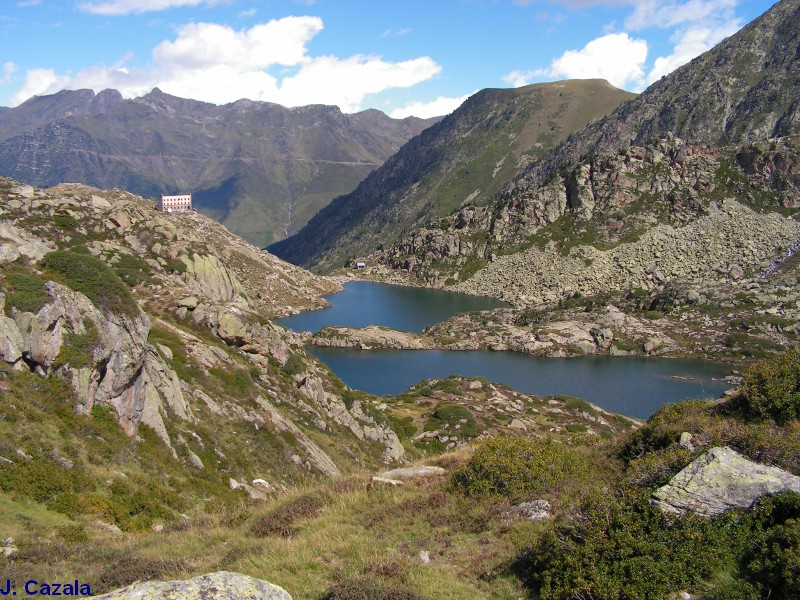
[276,281,733,420]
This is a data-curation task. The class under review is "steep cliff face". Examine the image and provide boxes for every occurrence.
[379,136,800,301]
[512,0,800,194]
[0,177,404,487]
[0,88,439,247]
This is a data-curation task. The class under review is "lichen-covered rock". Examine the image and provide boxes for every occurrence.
[0,293,24,366]
[651,446,800,517]
[376,466,446,481]
[0,223,54,264]
[85,571,292,599]
[181,254,244,303]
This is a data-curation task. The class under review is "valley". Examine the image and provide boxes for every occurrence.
[0,0,799,598]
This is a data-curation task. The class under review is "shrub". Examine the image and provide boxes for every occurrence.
[95,556,187,594]
[519,495,753,600]
[450,436,588,499]
[165,258,187,274]
[387,415,417,440]
[54,320,100,369]
[283,353,306,377]
[4,272,51,314]
[425,402,480,438]
[739,349,800,424]
[251,493,325,537]
[742,491,800,597]
[41,250,139,317]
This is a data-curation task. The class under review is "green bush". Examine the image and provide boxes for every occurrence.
[54,320,100,369]
[425,402,480,438]
[283,353,306,377]
[450,436,588,499]
[740,349,800,424]
[519,496,753,600]
[741,492,800,597]
[165,258,187,274]
[4,272,51,314]
[41,250,139,317]
[387,415,417,440]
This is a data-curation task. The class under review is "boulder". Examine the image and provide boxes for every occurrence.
[10,184,34,198]
[182,254,244,303]
[502,499,552,522]
[0,294,24,365]
[651,447,800,517]
[375,466,446,481]
[86,571,292,599]
[0,222,54,263]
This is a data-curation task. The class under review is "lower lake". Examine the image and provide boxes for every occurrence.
[276,281,734,419]
[310,348,731,420]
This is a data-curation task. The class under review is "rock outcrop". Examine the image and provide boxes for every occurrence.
[651,446,800,517]
[379,137,800,303]
[86,571,292,599]
[1,177,409,485]
[311,325,433,350]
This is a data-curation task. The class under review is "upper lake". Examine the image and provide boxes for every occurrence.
[275,280,507,333]
[276,281,733,419]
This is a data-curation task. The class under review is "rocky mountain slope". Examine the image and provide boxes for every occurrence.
[319,0,800,364]
[0,177,408,486]
[269,80,634,271]
[0,88,437,247]
[0,176,629,524]
[511,0,800,194]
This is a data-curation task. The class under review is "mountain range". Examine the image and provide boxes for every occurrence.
[0,88,437,247]
[1,1,800,597]
[272,0,800,275]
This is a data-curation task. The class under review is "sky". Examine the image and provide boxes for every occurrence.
[0,0,777,118]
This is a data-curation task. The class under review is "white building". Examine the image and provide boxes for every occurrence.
[156,194,192,212]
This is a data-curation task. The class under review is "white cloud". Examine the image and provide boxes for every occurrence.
[11,68,70,104]
[78,0,207,15]
[276,55,440,112]
[506,32,647,90]
[9,17,441,112]
[2,62,16,84]
[502,70,535,88]
[625,0,738,30]
[645,18,740,83]
[382,28,412,38]
[390,92,473,119]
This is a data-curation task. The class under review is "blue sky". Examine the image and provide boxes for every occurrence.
[0,0,776,117]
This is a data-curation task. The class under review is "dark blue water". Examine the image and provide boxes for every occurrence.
[310,348,731,420]
[277,281,733,419]
[275,281,507,333]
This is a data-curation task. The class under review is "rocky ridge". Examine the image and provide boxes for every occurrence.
[0,177,405,484]
[270,80,635,271]
[377,137,800,298]
[0,88,438,247]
